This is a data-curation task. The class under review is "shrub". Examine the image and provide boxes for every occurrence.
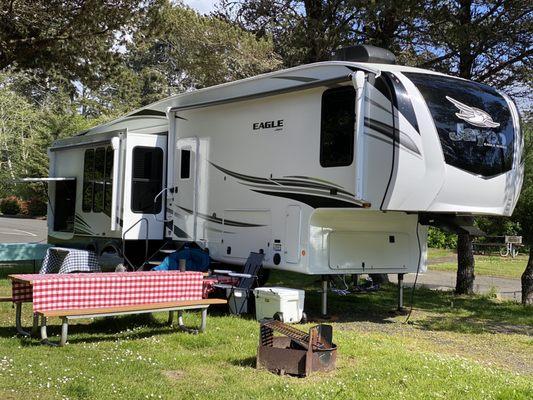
[27,197,47,216]
[428,227,458,249]
[0,196,21,215]
[18,200,29,216]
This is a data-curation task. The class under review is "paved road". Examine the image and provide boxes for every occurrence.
[403,270,522,300]
[0,216,47,243]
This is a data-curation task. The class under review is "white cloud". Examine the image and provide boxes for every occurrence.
[182,0,219,15]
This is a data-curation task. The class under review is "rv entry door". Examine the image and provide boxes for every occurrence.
[172,137,199,241]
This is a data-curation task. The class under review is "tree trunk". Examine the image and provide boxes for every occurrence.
[456,232,475,294]
[521,247,533,305]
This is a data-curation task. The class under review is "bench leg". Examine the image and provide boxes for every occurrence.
[59,318,68,347]
[15,302,31,337]
[40,316,49,342]
[177,311,198,335]
[40,316,57,347]
[200,308,207,333]
[167,311,174,326]
[32,313,39,336]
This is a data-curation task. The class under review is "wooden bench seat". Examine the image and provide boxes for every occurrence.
[37,298,227,346]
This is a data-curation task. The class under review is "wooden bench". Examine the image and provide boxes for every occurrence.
[37,298,227,346]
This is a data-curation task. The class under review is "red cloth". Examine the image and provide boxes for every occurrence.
[10,271,203,313]
[202,276,240,298]
[12,280,33,303]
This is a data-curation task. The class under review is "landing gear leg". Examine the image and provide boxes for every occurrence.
[397,273,404,312]
[321,276,328,318]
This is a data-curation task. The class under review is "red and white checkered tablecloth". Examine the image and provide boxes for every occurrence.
[10,271,204,313]
[12,280,33,303]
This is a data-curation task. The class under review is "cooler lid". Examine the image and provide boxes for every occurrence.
[254,286,304,300]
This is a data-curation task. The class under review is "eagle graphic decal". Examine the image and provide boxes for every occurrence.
[446,96,500,128]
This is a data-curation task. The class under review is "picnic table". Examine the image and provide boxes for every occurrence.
[9,271,226,345]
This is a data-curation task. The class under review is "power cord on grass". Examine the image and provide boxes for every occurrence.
[404,221,422,324]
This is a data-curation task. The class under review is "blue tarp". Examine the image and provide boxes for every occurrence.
[0,243,52,262]
[153,247,211,272]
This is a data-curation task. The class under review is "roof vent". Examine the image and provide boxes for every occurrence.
[331,45,396,64]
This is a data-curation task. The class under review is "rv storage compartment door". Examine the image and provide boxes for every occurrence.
[328,231,409,271]
[222,209,271,260]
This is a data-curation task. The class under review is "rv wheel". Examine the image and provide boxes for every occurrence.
[300,312,307,324]
[273,312,284,322]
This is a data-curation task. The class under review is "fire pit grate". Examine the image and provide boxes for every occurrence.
[256,319,337,377]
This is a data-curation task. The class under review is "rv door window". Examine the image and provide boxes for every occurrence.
[180,149,191,179]
[82,149,94,212]
[320,86,356,167]
[131,146,164,214]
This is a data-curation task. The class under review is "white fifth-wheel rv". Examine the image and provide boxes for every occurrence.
[43,46,524,285]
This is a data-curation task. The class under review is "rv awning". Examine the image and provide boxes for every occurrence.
[15,177,76,182]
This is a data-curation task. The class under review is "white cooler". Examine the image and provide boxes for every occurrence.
[254,287,305,323]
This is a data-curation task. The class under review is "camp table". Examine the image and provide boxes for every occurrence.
[8,271,209,344]
[39,247,100,274]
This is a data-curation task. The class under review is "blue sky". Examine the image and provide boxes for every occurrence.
[183,0,218,14]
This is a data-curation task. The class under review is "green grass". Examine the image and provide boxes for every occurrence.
[0,265,531,399]
[428,247,456,260]
[428,248,527,279]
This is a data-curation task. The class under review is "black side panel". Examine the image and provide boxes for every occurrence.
[384,72,419,133]
[53,181,76,232]
[405,72,514,177]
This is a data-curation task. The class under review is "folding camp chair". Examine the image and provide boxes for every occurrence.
[212,252,265,315]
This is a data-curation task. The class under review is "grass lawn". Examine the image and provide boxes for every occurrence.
[428,248,528,279]
[0,264,531,399]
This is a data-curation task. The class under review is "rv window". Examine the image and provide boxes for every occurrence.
[180,149,191,179]
[320,86,356,167]
[93,147,106,213]
[131,146,164,214]
[82,149,94,212]
[104,146,113,215]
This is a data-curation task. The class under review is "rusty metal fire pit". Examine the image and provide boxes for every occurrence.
[256,320,337,377]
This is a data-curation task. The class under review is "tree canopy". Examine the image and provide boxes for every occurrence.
[0,1,153,88]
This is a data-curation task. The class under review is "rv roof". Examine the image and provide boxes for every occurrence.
[77,61,452,137]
